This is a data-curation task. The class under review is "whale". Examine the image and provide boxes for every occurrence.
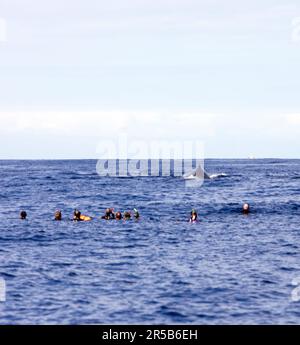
[183,165,211,180]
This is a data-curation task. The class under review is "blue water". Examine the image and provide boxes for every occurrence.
[0,159,300,325]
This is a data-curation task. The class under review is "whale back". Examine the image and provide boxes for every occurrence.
[194,165,211,179]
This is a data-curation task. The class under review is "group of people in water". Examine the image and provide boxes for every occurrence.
[19,203,251,223]
[19,208,141,222]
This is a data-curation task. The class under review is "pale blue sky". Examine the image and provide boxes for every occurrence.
[0,0,300,158]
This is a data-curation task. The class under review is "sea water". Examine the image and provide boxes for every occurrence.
[0,159,299,324]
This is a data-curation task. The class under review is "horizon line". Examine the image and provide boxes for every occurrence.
[0,157,299,161]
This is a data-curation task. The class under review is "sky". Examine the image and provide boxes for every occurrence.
[0,0,300,159]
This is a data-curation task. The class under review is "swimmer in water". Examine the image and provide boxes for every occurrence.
[101,208,115,220]
[54,210,62,221]
[73,210,82,221]
[133,208,140,220]
[189,209,198,223]
[73,209,92,221]
[124,211,131,220]
[115,211,123,220]
[20,211,27,220]
[242,203,250,214]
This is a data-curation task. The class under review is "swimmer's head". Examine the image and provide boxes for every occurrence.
[74,209,81,220]
[105,208,114,216]
[124,212,131,220]
[133,208,140,219]
[104,208,115,219]
[20,211,27,220]
[115,211,122,220]
[190,209,198,221]
[55,210,62,221]
[243,203,250,214]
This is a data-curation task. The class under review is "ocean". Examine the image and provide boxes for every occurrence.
[0,159,299,324]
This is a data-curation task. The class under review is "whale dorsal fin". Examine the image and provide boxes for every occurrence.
[194,165,210,179]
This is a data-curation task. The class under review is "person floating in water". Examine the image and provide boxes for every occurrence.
[115,211,123,220]
[124,211,131,220]
[133,208,140,220]
[101,208,115,220]
[20,211,27,220]
[54,210,62,221]
[242,203,250,214]
[189,209,198,223]
[73,209,92,221]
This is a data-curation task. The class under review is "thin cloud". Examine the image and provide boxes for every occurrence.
[0,111,219,139]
